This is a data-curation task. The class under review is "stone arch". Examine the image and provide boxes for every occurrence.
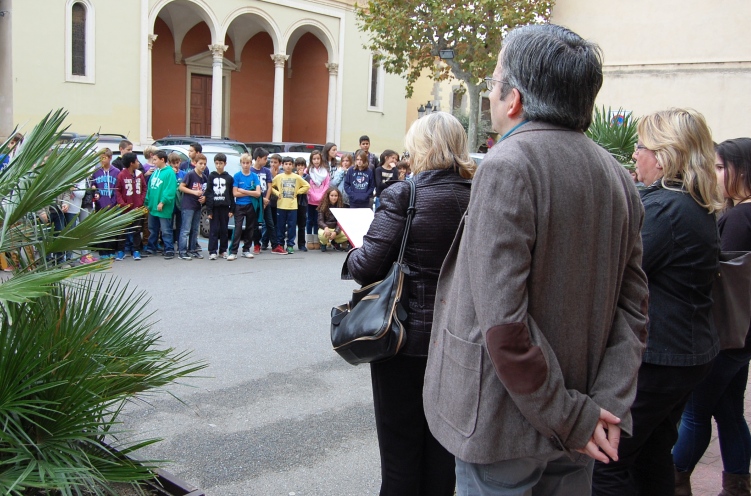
[149,0,221,62]
[284,19,337,63]
[221,7,282,64]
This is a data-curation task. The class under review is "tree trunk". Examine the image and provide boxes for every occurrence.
[466,81,481,153]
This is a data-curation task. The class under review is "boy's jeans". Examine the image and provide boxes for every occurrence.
[146,214,174,254]
[276,208,297,247]
[178,208,201,255]
[257,203,278,248]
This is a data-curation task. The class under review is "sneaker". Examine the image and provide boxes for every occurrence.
[179,253,192,260]
[99,254,110,260]
[80,254,98,264]
[191,251,204,260]
[143,250,155,256]
[253,245,261,255]
[221,252,228,259]
[243,251,254,259]
[227,253,238,261]
[261,244,269,251]
[133,251,142,261]
[209,253,218,260]
[332,242,344,252]
[320,245,327,252]
[299,245,308,252]
[164,252,175,260]
[114,251,125,261]
[271,246,287,255]
[286,246,294,255]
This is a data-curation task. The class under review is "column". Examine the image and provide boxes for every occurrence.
[146,34,157,141]
[0,1,11,140]
[209,44,228,139]
[139,0,148,144]
[325,62,338,143]
[270,53,288,142]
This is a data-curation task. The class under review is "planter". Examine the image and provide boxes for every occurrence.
[141,469,205,496]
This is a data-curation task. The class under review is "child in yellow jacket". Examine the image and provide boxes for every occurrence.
[271,156,310,254]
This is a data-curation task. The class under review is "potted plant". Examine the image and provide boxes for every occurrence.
[0,110,206,495]
[586,106,639,169]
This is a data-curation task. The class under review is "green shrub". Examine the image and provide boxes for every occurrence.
[0,110,206,495]
[586,106,639,169]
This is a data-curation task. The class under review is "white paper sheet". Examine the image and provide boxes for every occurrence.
[330,208,374,248]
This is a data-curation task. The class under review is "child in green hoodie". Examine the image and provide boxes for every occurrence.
[144,150,177,259]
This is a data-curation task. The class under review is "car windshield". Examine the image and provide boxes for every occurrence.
[289,144,324,152]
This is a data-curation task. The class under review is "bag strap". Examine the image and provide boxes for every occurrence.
[396,179,416,263]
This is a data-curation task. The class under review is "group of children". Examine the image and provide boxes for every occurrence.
[56,135,409,264]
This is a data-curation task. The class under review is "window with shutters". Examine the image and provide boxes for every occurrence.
[66,0,95,83]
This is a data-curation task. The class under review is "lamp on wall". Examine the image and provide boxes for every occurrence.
[418,101,439,118]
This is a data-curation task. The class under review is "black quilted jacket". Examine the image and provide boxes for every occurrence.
[344,168,471,356]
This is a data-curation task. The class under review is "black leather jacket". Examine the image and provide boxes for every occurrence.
[640,182,719,366]
[345,168,471,356]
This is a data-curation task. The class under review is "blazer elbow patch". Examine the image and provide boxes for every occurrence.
[486,323,547,395]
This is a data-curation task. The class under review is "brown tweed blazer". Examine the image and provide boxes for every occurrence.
[423,121,650,464]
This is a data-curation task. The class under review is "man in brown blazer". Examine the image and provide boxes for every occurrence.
[422,24,650,495]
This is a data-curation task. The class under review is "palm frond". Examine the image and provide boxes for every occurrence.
[586,106,639,167]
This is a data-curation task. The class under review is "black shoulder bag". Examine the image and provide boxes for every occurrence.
[330,179,416,365]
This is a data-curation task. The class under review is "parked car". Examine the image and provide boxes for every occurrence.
[65,134,144,160]
[470,152,486,167]
[245,142,324,155]
[157,144,243,238]
[154,135,248,155]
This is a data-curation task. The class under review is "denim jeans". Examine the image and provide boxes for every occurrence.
[673,350,751,475]
[456,453,594,496]
[146,214,174,255]
[178,208,200,255]
[276,208,297,247]
[256,203,278,248]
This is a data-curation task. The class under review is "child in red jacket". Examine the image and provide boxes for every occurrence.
[114,152,147,261]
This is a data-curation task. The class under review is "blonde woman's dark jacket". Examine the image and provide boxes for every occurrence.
[345,168,471,356]
[422,122,650,464]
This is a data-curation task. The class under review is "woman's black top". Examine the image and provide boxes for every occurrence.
[718,202,751,354]
[640,182,720,366]
[345,168,471,356]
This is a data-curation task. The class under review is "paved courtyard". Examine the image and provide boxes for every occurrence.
[109,239,747,495]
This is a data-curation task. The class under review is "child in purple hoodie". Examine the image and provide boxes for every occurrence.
[91,148,120,258]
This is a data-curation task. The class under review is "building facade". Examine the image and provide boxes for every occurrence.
[407,0,751,144]
[0,0,408,152]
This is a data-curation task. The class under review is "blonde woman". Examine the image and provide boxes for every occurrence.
[345,112,475,496]
[592,109,724,495]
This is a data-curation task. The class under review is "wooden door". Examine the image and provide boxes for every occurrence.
[190,74,212,136]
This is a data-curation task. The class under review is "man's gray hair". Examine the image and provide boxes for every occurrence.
[500,24,603,132]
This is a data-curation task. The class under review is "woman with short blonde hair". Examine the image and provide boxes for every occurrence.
[345,111,473,495]
[404,111,476,179]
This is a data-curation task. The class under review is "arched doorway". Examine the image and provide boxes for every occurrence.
[283,31,329,144]
[225,12,279,141]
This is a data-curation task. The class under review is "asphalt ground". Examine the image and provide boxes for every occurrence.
[111,238,381,495]
[108,237,742,496]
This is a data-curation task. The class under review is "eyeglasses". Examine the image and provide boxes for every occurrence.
[484,77,507,92]
[634,144,651,153]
